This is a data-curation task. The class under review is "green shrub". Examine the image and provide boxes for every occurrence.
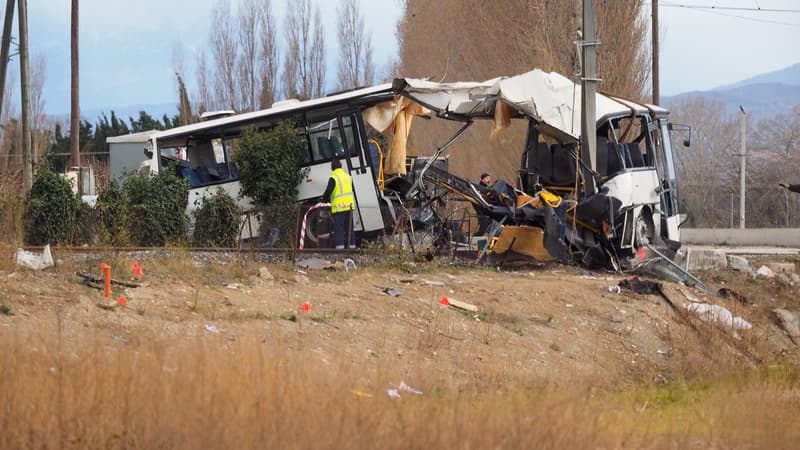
[119,167,189,247]
[23,167,79,245]
[95,179,127,245]
[233,123,306,247]
[72,201,100,245]
[192,189,241,247]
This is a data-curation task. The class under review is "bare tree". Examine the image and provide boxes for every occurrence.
[237,0,260,112]
[210,0,238,110]
[173,44,194,125]
[258,0,279,108]
[337,0,374,90]
[29,52,48,164]
[281,0,325,100]
[195,50,211,114]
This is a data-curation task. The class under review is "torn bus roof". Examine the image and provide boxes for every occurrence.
[394,69,666,143]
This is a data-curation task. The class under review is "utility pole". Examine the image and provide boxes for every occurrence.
[652,0,659,104]
[579,0,599,196]
[17,0,31,192]
[0,0,15,120]
[70,0,80,179]
[739,105,746,229]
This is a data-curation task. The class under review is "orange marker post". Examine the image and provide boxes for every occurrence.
[101,262,111,300]
[132,262,143,277]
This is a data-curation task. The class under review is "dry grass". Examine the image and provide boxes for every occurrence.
[1,317,798,449]
[2,252,799,449]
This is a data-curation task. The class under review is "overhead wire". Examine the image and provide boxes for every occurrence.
[661,2,800,26]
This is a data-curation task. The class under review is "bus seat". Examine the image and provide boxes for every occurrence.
[216,163,230,180]
[550,144,576,186]
[181,167,201,188]
[596,136,609,177]
[317,137,335,159]
[196,165,213,184]
[606,142,625,176]
[627,142,645,167]
[535,142,553,184]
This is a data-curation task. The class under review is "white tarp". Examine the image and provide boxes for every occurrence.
[14,244,54,270]
[684,302,752,331]
[396,69,661,142]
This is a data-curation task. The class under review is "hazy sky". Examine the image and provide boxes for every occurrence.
[12,0,800,114]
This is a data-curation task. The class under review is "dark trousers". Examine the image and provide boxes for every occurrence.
[332,210,356,248]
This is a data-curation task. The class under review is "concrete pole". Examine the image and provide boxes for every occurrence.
[652,0,659,105]
[739,106,746,229]
[579,0,598,196]
[0,0,15,121]
[70,0,80,174]
[17,0,31,192]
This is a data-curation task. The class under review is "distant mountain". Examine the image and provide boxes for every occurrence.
[713,63,800,91]
[663,63,800,120]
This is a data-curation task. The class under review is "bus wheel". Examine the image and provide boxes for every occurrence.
[303,207,332,248]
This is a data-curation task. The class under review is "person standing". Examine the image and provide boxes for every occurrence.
[322,159,356,249]
[476,172,492,235]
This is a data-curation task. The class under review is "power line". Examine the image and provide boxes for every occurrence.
[661,2,800,13]
[661,2,800,26]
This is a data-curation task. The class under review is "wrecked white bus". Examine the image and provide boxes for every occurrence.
[392,69,687,269]
[117,68,686,269]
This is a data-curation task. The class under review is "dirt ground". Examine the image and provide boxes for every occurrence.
[2,248,799,389]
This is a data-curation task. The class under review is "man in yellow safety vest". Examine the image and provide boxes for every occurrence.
[321,159,356,248]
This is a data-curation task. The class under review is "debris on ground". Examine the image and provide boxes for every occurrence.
[619,277,662,295]
[375,285,401,297]
[756,265,775,279]
[204,324,220,334]
[14,245,54,270]
[683,303,752,331]
[296,257,329,270]
[716,287,751,305]
[77,272,141,288]
[444,297,479,312]
[423,280,445,287]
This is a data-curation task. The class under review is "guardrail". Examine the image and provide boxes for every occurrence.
[681,228,800,247]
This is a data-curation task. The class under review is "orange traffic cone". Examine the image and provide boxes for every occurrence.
[132,261,144,277]
[439,296,449,306]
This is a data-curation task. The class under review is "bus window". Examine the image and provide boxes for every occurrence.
[308,118,345,163]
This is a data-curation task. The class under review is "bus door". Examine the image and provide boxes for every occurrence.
[648,119,680,242]
[336,110,384,233]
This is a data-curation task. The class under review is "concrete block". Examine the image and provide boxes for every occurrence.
[727,255,751,272]
[686,249,728,272]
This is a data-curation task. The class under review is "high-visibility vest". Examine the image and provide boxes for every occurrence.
[330,168,354,213]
